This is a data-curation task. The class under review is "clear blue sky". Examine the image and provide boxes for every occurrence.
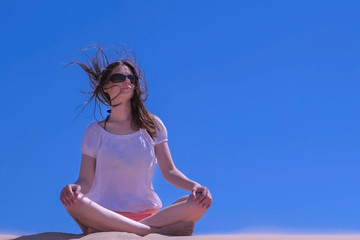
[1,0,359,236]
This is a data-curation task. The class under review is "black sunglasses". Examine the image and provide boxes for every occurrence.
[109,73,137,85]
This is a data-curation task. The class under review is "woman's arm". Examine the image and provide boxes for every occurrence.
[75,154,96,194]
[60,154,96,207]
[155,142,212,208]
[155,142,198,190]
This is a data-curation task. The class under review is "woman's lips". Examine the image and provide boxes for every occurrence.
[121,86,132,90]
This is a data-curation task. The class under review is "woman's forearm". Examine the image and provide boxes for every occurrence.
[165,168,200,191]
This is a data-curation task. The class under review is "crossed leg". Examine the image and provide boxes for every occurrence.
[64,193,209,236]
[140,193,208,227]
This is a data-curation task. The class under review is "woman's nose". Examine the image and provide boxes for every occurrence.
[124,78,131,84]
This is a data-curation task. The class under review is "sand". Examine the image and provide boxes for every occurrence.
[2,232,360,240]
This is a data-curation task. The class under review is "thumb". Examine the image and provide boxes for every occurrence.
[191,188,196,199]
[74,185,81,195]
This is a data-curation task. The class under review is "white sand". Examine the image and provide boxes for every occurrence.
[2,232,360,240]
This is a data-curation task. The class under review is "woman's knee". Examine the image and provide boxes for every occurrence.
[170,194,208,215]
[171,195,189,205]
[185,194,209,212]
[179,194,208,222]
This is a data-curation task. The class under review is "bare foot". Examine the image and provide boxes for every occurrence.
[156,221,195,236]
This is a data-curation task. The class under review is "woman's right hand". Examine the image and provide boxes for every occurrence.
[60,184,81,208]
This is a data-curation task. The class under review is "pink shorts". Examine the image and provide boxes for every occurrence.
[115,209,159,221]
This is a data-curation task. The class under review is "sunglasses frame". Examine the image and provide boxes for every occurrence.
[109,73,137,85]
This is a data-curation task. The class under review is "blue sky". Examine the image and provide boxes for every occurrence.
[1,0,359,235]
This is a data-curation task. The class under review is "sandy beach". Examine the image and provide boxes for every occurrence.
[2,232,360,240]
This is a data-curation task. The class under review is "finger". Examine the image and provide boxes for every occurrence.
[61,190,71,207]
[191,189,196,199]
[75,185,81,195]
[64,189,74,206]
[200,187,207,199]
[64,187,73,201]
[67,185,74,196]
[205,189,211,200]
[202,188,208,198]
[195,192,203,204]
[207,190,212,200]
[196,189,208,203]
[65,186,74,203]
[65,187,76,205]
[73,186,81,203]
[70,185,80,198]
[61,188,70,206]
[199,196,210,207]
[198,194,211,208]
[194,191,202,203]
[68,193,77,205]
[198,191,212,207]
[60,190,66,205]
[205,194,213,209]
[64,197,72,207]
[202,188,211,202]
[202,198,212,208]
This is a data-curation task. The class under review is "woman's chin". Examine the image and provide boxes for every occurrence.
[111,95,134,105]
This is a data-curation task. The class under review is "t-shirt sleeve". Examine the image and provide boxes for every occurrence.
[81,122,101,158]
[153,116,168,145]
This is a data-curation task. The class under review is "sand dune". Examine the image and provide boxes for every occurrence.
[2,232,360,240]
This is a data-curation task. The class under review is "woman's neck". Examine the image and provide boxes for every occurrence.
[108,102,132,123]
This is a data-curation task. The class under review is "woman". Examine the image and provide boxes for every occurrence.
[60,47,212,236]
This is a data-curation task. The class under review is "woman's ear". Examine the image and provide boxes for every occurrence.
[103,85,111,94]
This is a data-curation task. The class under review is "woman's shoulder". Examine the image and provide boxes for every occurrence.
[86,121,100,128]
[83,121,102,133]
[151,114,166,129]
[151,114,163,123]
[151,114,167,131]
[150,114,168,144]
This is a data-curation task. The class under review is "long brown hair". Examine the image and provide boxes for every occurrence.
[66,46,158,139]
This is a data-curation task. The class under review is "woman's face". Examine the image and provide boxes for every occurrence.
[103,64,135,104]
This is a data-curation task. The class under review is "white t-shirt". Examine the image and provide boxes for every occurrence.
[81,115,167,212]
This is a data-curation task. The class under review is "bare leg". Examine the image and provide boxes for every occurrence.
[170,195,188,205]
[67,210,95,235]
[64,193,192,236]
[140,193,209,228]
[65,193,155,236]
[72,217,88,234]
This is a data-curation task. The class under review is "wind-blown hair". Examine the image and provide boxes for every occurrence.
[66,46,158,139]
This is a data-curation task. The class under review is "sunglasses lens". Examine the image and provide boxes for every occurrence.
[110,74,136,85]
[128,75,136,84]
[110,74,126,83]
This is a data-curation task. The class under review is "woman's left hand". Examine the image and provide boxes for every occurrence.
[191,185,212,209]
